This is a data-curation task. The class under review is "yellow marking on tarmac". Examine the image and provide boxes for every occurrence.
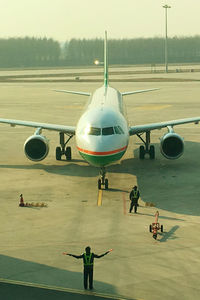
[97,189,103,206]
[0,278,135,299]
[135,104,171,111]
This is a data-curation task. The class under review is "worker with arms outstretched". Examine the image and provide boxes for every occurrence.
[63,246,112,290]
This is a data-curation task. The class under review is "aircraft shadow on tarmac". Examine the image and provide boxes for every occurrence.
[0,141,200,215]
[0,162,98,178]
[113,140,200,216]
[0,254,116,295]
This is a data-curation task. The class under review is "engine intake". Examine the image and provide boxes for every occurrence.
[160,132,184,159]
[24,135,49,161]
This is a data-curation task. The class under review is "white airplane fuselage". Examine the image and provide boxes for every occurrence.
[76,85,129,167]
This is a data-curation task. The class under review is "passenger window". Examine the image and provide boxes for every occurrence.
[102,127,114,135]
[88,127,101,136]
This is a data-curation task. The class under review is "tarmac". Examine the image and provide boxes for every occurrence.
[0,66,200,299]
[0,278,128,300]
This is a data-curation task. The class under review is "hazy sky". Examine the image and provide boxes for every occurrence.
[1,0,200,41]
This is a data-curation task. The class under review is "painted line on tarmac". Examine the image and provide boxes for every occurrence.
[97,189,103,206]
[0,278,134,299]
[123,192,127,215]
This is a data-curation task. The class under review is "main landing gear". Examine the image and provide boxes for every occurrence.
[98,167,109,190]
[56,132,73,161]
[137,131,155,159]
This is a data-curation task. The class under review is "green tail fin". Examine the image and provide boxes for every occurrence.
[104,31,108,88]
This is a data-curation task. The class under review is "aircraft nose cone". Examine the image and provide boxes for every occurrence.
[77,135,128,167]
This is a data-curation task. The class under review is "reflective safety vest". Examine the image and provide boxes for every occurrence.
[132,190,138,199]
[83,253,93,266]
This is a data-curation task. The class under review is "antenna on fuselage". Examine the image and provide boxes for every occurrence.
[104,30,108,88]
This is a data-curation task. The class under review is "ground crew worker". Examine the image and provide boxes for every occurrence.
[19,194,24,207]
[129,185,140,213]
[63,246,112,290]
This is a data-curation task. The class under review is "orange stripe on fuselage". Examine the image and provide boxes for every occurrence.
[77,145,127,156]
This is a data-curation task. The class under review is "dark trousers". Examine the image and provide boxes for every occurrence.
[84,266,93,289]
[129,200,138,213]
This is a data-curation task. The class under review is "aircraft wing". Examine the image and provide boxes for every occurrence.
[0,118,76,135]
[129,117,200,135]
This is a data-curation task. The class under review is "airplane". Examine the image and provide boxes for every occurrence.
[0,31,200,190]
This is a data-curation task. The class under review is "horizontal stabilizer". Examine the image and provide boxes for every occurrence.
[122,88,159,96]
[53,89,91,96]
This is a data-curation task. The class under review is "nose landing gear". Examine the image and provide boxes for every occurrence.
[98,167,109,190]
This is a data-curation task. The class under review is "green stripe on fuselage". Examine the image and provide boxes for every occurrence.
[79,150,126,167]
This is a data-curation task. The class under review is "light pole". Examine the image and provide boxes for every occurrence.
[163,4,171,73]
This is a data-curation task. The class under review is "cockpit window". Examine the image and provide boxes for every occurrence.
[82,125,124,136]
[88,127,101,135]
[119,126,124,134]
[114,126,124,134]
[102,127,114,135]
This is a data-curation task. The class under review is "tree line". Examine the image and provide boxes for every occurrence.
[64,36,200,65]
[0,36,200,68]
[0,37,60,67]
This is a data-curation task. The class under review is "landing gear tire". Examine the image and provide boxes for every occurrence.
[98,167,109,190]
[98,179,101,190]
[65,146,72,161]
[56,132,73,162]
[137,132,156,160]
[56,147,62,160]
[139,145,145,159]
[149,225,152,232]
[161,225,164,233]
[105,178,109,190]
[149,145,155,159]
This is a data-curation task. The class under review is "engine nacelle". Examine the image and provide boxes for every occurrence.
[160,132,184,159]
[24,135,49,162]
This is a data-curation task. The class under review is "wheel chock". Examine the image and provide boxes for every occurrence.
[20,202,48,208]
[19,194,48,208]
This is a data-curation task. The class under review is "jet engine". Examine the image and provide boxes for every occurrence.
[160,131,184,159]
[24,134,49,161]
